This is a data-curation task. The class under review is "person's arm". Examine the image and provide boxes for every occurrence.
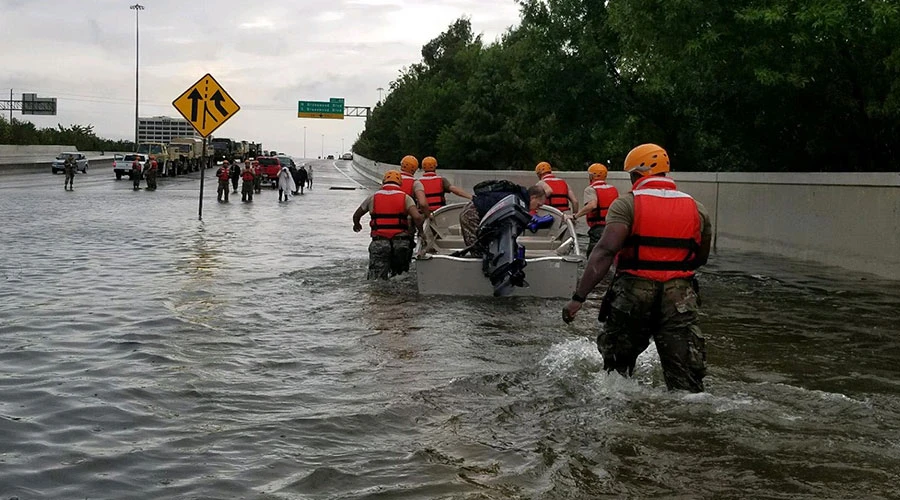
[352,207,367,232]
[414,186,432,219]
[448,185,472,200]
[562,222,629,322]
[568,190,580,213]
[408,205,425,233]
[572,199,597,220]
[542,182,553,198]
[695,233,711,267]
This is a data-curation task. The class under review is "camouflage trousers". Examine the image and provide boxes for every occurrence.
[64,167,75,188]
[367,235,413,280]
[459,202,482,255]
[586,225,605,257]
[145,170,157,190]
[598,274,707,392]
[242,181,254,201]
[217,179,230,201]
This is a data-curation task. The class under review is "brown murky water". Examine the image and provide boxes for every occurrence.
[1,162,898,499]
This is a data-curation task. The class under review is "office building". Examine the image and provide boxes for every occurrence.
[138,116,199,143]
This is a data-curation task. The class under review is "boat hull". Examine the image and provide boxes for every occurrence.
[416,254,581,298]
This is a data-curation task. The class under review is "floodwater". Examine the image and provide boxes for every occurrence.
[1,162,899,499]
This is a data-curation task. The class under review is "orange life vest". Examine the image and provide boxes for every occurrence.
[131,161,141,172]
[616,176,702,282]
[241,170,254,182]
[400,173,416,197]
[148,160,158,171]
[217,167,230,181]
[586,181,620,227]
[541,175,571,211]
[370,185,410,239]
[418,172,446,210]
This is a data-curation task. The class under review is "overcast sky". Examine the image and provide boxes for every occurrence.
[1,0,521,157]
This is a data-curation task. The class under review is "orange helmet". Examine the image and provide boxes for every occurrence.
[382,170,402,186]
[422,156,438,172]
[588,163,608,180]
[624,144,670,176]
[400,155,418,174]
[535,161,552,177]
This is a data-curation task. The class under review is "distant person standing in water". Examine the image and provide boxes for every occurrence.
[296,166,309,195]
[277,165,296,202]
[63,154,76,191]
[307,164,313,189]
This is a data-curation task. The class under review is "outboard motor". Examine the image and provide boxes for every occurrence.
[476,194,533,296]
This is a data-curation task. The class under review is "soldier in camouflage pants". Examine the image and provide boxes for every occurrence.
[367,235,413,280]
[597,275,706,392]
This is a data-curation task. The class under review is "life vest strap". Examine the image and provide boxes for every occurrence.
[617,235,700,271]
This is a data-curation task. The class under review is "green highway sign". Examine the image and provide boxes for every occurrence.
[298,98,344,119]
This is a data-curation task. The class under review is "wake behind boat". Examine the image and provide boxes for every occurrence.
[417,199,583,297]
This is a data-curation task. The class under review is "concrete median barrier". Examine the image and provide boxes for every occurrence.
[351,153,900,280]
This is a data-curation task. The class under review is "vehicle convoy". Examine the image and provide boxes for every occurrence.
[51,152,89,174]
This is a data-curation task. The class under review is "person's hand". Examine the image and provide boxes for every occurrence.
[562,300,582,323]
[353,222,362,233]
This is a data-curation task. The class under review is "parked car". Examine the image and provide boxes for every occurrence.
[326,154,335,160]
[113,153,147,180]
[341,152,352,160]
[51,152,88,174]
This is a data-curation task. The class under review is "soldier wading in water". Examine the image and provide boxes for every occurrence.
[563,144,712,393]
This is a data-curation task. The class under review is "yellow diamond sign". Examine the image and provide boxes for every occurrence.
[172,73,240,138]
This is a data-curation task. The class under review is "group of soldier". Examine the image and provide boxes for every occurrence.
[353,144,713,393]
[352,155,472,281]
[128,155,158,191]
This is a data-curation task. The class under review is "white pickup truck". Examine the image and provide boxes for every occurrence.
[112,153,147,180]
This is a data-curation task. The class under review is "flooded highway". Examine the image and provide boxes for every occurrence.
[1,161,899,499]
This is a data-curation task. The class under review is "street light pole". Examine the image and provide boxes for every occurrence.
[130,3,144,148]
[321,134,324,158]
[377,87,384,103]
[303,126,307,158]
[341,138,344,153]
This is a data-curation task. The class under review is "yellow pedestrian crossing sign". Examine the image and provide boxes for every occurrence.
[172,73,240,137]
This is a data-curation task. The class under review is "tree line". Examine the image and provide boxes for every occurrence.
[354,0,900,172]
[0,115,135,152]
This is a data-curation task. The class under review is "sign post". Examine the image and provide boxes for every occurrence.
[172,73,240,220]
[199,137,207,220]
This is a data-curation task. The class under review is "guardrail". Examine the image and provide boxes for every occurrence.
[0,153,119,176]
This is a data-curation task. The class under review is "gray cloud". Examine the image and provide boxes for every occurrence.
[1,0,521,155]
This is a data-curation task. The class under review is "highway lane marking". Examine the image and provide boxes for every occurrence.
[331,160,368,189]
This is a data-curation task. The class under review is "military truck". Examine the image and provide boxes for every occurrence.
[168,137,204,174]
[210,137,234,163]
[136,142,171,176]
